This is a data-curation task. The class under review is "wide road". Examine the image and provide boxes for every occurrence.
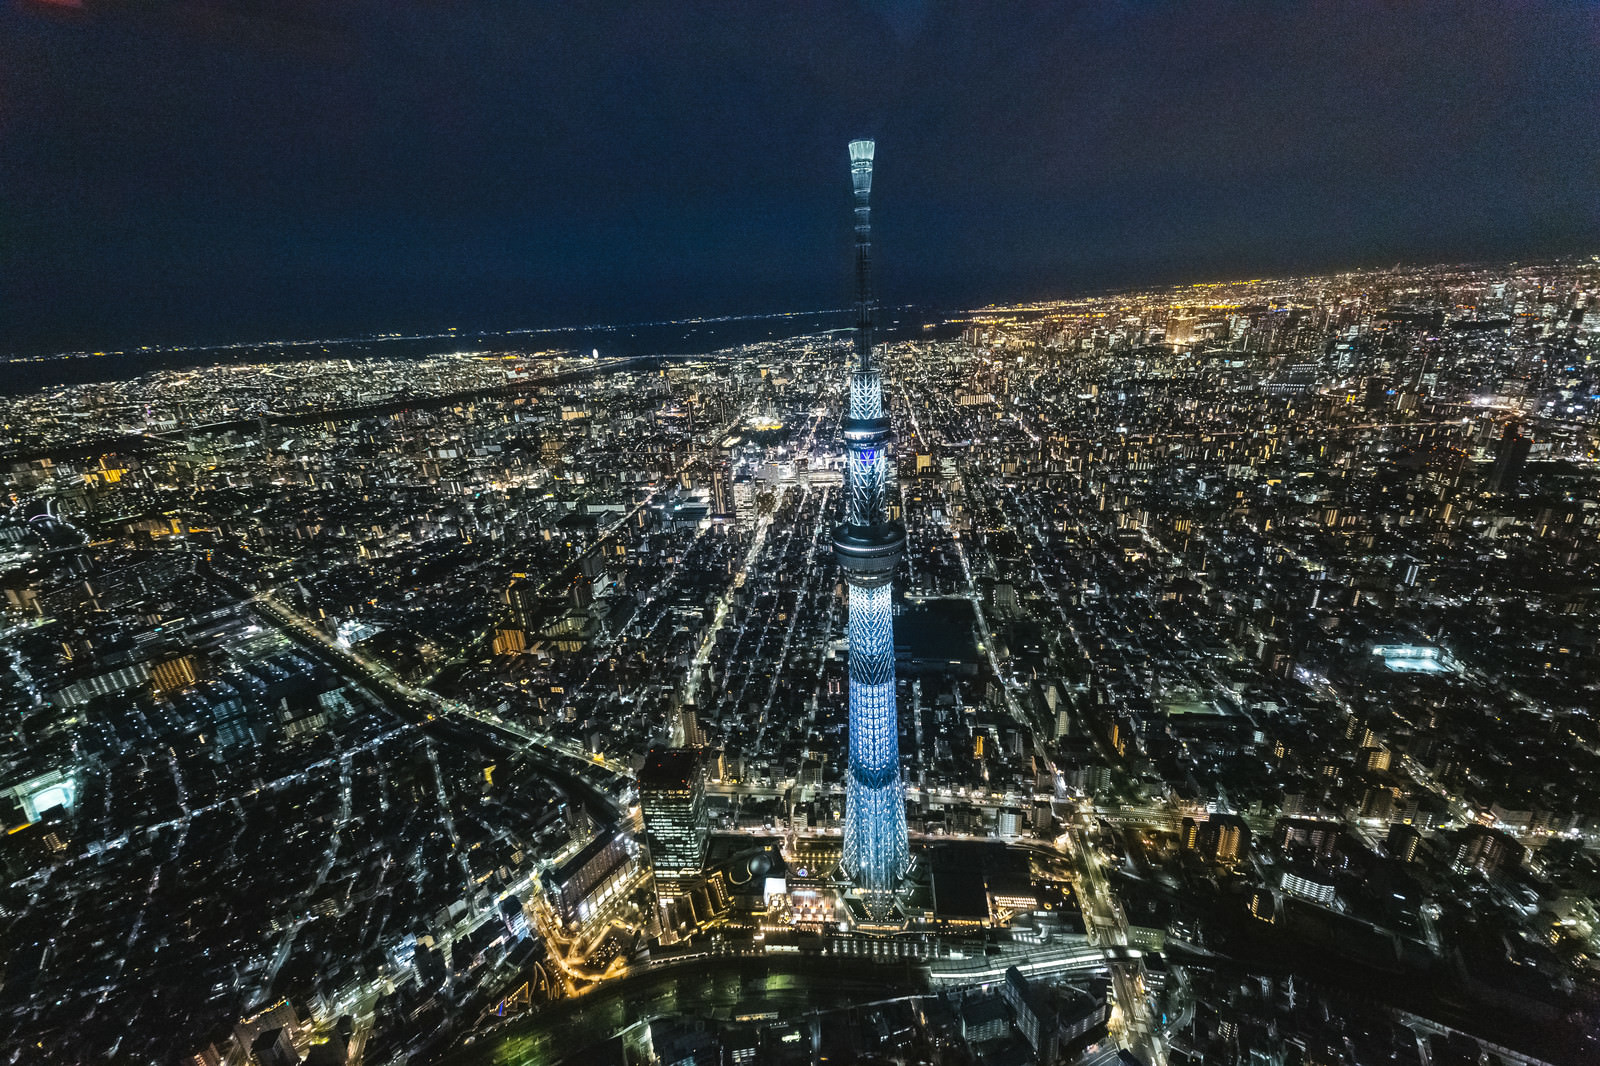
[1067,824,1168,1066]
[204,561,630,822]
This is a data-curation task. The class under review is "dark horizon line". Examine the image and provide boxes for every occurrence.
[7,248,1595,365]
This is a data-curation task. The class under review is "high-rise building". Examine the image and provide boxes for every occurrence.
[1453,826,1524,875]
[1386,823,1422,863]
[1183,814,1250,863]
[1210,817,1249,863]
[640,747,707,901]
[250,1027,300,1066]
[1280,866,1337,905]
[545,826,640,931]
[1488,423,1532,494]
[835,139,909,916]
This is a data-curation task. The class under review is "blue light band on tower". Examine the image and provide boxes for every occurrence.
[835,139,908,917]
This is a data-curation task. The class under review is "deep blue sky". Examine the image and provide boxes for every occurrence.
[3,1,1598,354]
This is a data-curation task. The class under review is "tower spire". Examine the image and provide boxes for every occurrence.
[850,138,875,373]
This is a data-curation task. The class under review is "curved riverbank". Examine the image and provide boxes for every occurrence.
[435,954,928,1066]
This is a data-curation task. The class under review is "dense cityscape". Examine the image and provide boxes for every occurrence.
[9,0,1600,1061]
[3,232,1599,1066]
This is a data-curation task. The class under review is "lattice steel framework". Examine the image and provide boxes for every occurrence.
[835,139,908,915]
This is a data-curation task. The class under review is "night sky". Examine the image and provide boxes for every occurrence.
[3,1,1597,354]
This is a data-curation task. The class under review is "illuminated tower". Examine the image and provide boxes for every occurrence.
[835,139,908,914]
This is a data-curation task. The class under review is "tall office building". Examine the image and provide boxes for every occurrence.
[710,464,733,519]
[640,747,707,901]
[834,140,909,916]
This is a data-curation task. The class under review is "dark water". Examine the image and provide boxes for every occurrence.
[436,956,922,1066]
[0,308,956,396]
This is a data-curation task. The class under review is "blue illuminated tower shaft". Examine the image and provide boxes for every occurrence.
[835,140,908,908]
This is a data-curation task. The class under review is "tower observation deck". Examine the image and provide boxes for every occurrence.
[835,139,908,917]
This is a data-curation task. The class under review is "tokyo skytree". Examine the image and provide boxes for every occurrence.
[834,139,909,915]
